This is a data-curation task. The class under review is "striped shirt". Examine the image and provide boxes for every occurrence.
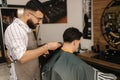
[4,18,32,80]
[5,18,32,61]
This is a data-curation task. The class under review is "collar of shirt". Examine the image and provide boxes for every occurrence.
[13,18,32,33]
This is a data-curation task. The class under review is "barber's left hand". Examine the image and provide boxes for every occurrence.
[47,42,62,50]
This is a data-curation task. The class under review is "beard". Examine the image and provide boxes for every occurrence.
[27,19,36,29]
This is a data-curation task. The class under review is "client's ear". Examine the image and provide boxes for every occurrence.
[73,40,80,46]
[72,40,77,46]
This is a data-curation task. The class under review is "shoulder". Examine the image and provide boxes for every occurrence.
[5,20,21,32]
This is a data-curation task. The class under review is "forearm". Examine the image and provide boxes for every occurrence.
[19,44,48,63]
[110,32,119,38]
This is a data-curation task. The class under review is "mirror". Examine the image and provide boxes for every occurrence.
[101,0,120,50]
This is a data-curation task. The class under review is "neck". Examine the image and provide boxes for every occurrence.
[61,43,73,53]
[19,15,27,24]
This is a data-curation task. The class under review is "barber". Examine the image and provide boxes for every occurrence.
[4,0,61,80]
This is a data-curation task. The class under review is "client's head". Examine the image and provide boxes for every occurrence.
[62,27,82,52]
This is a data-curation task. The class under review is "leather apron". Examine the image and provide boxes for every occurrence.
[14,31,40,80]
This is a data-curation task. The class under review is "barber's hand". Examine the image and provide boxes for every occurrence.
[43,51,49,57]
[47,42,62,50]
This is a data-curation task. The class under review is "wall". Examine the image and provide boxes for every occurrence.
[1,0,94,50]
[93,0,112,50]
[38,0,93,50]
[0,0,48,5]
[0,0,28,5]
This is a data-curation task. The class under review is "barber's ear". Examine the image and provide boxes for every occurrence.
[25,11,30,18]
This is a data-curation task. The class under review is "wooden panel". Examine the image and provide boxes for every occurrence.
[93,0,112,50]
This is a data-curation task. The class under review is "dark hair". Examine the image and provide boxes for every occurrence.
[24,0,45,14]
[63,27,82,42]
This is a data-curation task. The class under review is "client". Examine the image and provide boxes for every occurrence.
[42,27,117,80]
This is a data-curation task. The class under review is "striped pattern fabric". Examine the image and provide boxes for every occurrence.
[4,18,32,80]
[93,68,117,80]
[5,18,31,61]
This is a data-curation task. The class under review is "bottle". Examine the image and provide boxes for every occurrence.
[96,44,100,53]
[96,39,100,53]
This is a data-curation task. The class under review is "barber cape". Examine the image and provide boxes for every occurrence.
[41,50,94,80]
[41,49,117,80]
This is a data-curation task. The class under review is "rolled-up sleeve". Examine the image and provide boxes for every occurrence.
[5,23,28,60]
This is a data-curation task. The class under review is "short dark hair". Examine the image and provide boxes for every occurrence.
[63,27,82,42]
[24,0,45,14]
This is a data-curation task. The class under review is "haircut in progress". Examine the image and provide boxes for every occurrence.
[42,27,117,80]
[63,27,82,42]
